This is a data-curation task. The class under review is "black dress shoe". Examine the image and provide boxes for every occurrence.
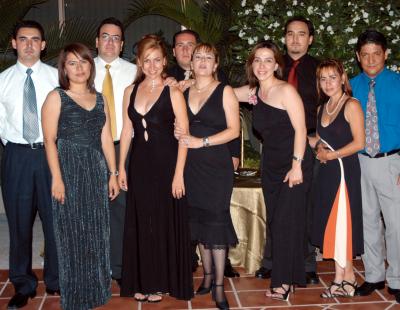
[7,292,36,309]
[395,292,400,304]
[388,287,400,295]
[255,266,271,279]
[355,281,385,296]
[306,271,320,285]
[192,261,199,273]
[45,288,60,295]
[224,264,240,278]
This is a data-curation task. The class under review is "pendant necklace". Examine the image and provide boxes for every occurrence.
[150,79,156,92]
[194,80,214,93]
[326,92,345,116]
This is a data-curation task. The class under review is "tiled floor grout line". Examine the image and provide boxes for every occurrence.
[228,277,243,309]
[37,294,46,310]
[0,278,9,296]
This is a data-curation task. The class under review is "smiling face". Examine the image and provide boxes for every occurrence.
[138,47,167,79]
[318,67,344,98]
[12,27,45,66]
[191,47,218,78]
[251,48,278,82]
[173,32,197,70]
[356,43,388,78]
[285,21,313,59]
[64,52,91,85]
[96,23,123,63]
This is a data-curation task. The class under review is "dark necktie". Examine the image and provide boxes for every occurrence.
[365,79,380,157]
[23,68,39,143]
[287,60,300,89]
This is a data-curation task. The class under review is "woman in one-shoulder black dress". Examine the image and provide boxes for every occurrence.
[42,43,119,310]
[118,35,193,302]
[234,41,312,302]
[177,43,240,310]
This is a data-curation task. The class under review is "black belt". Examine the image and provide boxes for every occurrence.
[10,142,45,149]
[361,149,400,158]
[114,141,120,145]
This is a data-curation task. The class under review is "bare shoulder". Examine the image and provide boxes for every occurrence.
[222,84,235,96]
[277,81,296,94]
[46,89,61,102]
[345,97,362,110]
[124,83,135,96]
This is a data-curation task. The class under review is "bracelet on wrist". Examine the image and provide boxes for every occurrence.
[109,170,119,176]
[292,155,303,162]
[202,136,210,147]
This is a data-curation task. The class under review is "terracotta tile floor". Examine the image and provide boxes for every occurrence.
[1,260,399,309]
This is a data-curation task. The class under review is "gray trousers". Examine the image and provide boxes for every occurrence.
[358,153,400,289]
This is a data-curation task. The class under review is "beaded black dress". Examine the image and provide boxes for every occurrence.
[252,88,313,287]
[120,84,193,300]
[183,83,238,248]
[53,88,110,310]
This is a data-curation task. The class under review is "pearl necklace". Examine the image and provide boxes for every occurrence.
[194,80,214,93]
[326,92,346,116]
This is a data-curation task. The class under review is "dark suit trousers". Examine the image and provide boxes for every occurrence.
[110,143,127,279]
[1,143,58,294]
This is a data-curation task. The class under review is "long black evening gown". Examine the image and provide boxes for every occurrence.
[183,83,238,248]
[120,84,193,300]
[252,88,313,287]
[53,89,111,310]
[312,99,363,263]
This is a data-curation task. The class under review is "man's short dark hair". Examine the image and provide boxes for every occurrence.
[13,20,45,40]
[284,16,314,37]
[172,29,200,47]
[97,17,125,41]
[356,29,387,52]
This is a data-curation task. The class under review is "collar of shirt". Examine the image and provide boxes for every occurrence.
[360,67,388,83]
[95,56,121,72]
[16,60,42,76]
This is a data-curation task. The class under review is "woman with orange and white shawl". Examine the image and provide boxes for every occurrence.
[311,59,365,298]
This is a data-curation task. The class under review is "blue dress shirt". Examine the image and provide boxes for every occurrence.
[350,68,400,153]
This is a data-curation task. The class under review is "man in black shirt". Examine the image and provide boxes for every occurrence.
[255,16,321,285]
[168,29,240,277]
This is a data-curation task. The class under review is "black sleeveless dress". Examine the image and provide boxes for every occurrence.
[252,89,313,287]
[312,100,363,262]
[183,83,238,248]
[120,84,193,300]
[53,89,111,310]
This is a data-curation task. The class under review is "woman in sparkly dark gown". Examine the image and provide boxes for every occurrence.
[118,35,193,302]
[234,41,313,302]
[42,43,119,310]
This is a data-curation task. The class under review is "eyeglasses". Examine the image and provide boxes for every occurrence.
[193,54,215,62]
[101,33,121,43]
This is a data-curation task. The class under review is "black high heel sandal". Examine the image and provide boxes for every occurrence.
[196,272,213,295]
[270,285,291,301]
[213,284,229,309]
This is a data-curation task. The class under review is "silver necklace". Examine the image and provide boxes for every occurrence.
[326,92,345,116]
[194,80,214,93]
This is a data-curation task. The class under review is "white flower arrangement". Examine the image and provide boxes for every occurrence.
[232,0,400,76]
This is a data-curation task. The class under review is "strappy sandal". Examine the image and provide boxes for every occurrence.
[321,281,342,298]
[148,292,163,303]
[339,280,358,297]
[134,292,148,302]
[268,285,291,301]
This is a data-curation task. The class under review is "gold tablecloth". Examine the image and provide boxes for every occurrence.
[229,174,267,274]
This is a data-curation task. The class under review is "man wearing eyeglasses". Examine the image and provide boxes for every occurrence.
[94,17,137,286]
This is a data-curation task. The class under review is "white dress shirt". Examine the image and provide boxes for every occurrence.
[0,60,58,144]
[94,57,137,141]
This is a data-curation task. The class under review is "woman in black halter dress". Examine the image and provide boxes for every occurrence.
[235,41,312,302]
[118,35,193,302]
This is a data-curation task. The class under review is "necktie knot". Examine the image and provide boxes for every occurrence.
[105,64,111,70]
[292,60,300,69]
[369,79,375,88]
[26,68,33,76]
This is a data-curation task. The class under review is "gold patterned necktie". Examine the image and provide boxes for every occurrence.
[103,64,117,139]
